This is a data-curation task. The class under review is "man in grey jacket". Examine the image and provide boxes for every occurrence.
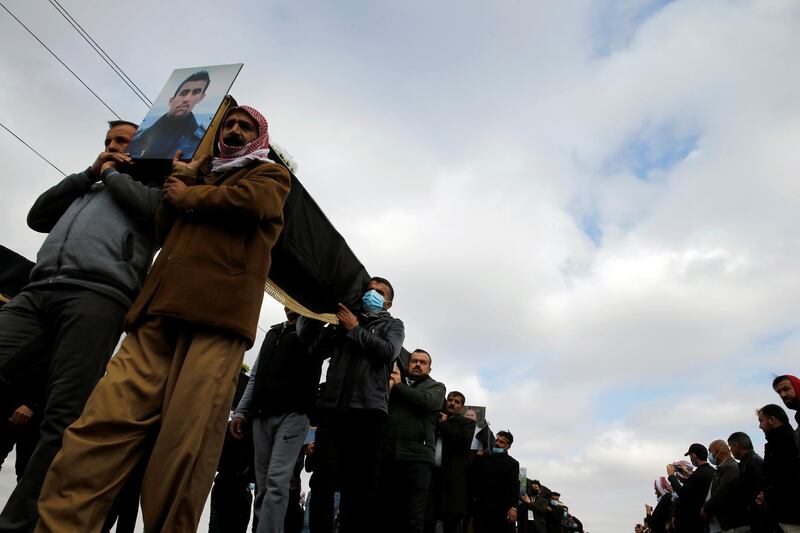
[0,120,160,532]
[701,440,750,533]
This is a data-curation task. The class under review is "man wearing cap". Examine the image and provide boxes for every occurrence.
[667,443,715,533]
[772,375,800,439]
[36,105,292,533]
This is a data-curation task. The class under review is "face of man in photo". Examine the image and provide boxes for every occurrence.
[167,80,208,118]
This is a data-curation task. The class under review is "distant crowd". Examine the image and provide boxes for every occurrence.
[635,375,800,533]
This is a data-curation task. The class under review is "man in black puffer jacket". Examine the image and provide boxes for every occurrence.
[230,308,323,533]
[378,349,445,533]
[298,276,405,533]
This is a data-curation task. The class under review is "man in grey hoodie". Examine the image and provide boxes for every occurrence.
[0,120,161,532]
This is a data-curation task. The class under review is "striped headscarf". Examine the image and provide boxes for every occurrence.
[212,105,273,172]
[654,477,673,498]
[673,460,694,480]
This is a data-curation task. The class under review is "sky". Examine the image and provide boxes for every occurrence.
[2,0,800,531]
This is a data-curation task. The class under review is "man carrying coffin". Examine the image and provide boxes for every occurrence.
[36,105,291,533]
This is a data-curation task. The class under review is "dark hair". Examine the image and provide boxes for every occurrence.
[411,348,431,365]
[551,491,561,498]
[174,70,211,97]
[759,404,790,425]
[369,276,394,301]
[772,375,792,388]
[532,479,541,485]
[448,390,466,404]
[727,432,754,450]
[497,430,514,445]
[107,120,138,129]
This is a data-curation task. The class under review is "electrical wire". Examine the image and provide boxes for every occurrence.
[0,1,121,119]
[48,0,153,107]
[0,121,66,176]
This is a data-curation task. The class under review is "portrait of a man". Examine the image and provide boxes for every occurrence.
[126,64,243,160]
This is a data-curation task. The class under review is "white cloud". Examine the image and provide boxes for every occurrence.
[2,1,799,531]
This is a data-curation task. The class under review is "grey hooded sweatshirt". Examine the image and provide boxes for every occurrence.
[26,167,161,306]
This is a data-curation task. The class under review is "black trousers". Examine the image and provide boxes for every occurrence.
[0,287,126,532]
[378,459,432,533]
[0,413,40,481]
[309,409,386,533]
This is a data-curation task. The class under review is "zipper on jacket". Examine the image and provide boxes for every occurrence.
[54,197,92,276]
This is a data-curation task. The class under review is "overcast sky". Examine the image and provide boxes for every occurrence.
[2,1,800,531]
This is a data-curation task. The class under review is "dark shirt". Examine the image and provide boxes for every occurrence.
[127,113,205,159]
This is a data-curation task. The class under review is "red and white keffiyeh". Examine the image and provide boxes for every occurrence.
[654,477,673,498]
[212,105,274,173]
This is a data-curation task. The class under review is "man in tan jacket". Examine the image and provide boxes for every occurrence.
[36,105,291,533]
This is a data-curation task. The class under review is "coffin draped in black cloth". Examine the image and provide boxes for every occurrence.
[0,245,34,302]
[267,148,370,324]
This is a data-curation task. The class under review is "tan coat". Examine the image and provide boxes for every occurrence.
[125,161,291,346]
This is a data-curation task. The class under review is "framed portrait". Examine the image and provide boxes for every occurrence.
[127,63,243,160]
[464,405,488,428]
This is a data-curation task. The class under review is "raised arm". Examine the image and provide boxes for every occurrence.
[27,170,97,232]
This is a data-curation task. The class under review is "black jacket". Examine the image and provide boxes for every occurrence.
[762,424,800,524]
[647,496,673,533]
[472,451,520,518]
[243,321,322,417]
[436,412,476,515]
[737,450,774,533]
[382,374,445,464]
[703,456,749,530]
[669,462,715,533]
[299,311,405,413]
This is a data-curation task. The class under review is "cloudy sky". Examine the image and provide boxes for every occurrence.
[2,0,800,531]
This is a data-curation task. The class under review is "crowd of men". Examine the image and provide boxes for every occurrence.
[635,375,800,533]
[0,87,587,533]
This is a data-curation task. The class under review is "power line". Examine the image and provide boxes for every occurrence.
[0,1,121,119]
[0,121,66,176]
[48,0,153,107]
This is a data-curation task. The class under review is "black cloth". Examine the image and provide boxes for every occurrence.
[0,287,127,532]
[762,423,800,525]
[299,311,405,413]
[309,409,385,533]
[250,322,322,416]
[265,152,371,316]
[737,450,775,533]
[471,451,519,532]
[668,462,715,533]
[703,456,749,530]
[0,246,33,301]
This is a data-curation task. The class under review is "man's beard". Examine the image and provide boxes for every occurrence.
[784,397,799,409]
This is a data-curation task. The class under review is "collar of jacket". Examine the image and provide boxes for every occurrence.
[360,309,392,323]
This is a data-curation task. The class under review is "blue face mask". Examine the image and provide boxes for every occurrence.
[491,447,505,454]
[708,452,716,466]
[362,289,385,313]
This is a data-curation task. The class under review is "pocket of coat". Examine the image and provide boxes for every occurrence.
[121,231,134,262]
[231,236,246,273]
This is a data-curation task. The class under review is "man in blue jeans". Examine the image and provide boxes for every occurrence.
[0,120,160,532]
[230,307,324,533]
